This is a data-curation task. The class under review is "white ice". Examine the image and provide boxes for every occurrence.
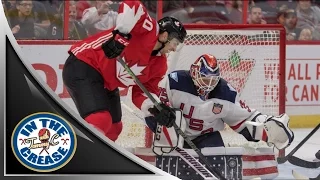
[276,128,320,179]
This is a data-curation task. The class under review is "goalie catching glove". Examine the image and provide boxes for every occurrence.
[102,30,132,59]
[148,103,176,128]
[239,112,294,150]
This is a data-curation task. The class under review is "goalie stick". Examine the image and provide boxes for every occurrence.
[288,155,320,169]
[277,123,320,164]
[292,170,320,180]
[117,57,225,180]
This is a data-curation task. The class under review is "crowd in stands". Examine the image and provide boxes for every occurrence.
[2,0,320,41]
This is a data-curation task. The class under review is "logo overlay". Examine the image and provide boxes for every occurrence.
[11,112,77,172]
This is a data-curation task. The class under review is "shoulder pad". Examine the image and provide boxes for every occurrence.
[168,70,198,96]
[208,78,237,103]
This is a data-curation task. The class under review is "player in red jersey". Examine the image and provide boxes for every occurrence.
[62,0,187,141]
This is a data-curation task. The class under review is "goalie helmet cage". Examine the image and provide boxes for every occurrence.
[118,24,286,157]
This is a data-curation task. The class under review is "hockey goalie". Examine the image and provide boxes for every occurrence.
[137,54,294,180]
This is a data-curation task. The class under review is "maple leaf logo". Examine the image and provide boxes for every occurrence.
[115,3,145,34]
[116,58,146,86]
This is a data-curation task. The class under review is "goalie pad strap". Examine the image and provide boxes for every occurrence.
[152,109,186,155]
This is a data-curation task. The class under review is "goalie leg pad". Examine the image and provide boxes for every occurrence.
[135,146,279,180]
[152,109,187,155]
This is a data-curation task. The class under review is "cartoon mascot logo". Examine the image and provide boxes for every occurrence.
[11,112,77,172]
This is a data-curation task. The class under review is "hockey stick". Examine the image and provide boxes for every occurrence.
[292,170,320,180]
[277,123,320,164]
[121,102,217,180]
[117,57,225,180]
[288,155,320,169]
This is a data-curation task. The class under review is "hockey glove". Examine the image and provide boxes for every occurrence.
[102,30,132,59]
[148,103,176,128]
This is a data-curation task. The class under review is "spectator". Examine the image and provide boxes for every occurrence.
[222,1,242,23]
[141,0,191,23]
[32,0,51,38]
[235,0,243,12]
[34,0,62,18]
[298,28,313,40]
[7,0,36,39]
[248,6,267,24]
[277,9,287,25]
[35,0,63,30]
[75,0,91,20]
[296,0,320,40]
[3,0,17,11]
[284,9,301,41]
[278,3,289,12]
[45,0,63,39]
[80,0,117,35]
[68,1,87,39]
[254,0,279,23]
[46,1,87,40]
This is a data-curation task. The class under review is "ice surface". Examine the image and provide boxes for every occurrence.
[277,128,320,179]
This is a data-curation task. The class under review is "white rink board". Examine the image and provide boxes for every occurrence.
[18,44,320,116]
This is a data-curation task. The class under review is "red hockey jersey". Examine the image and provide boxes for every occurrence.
[68,1,167,110]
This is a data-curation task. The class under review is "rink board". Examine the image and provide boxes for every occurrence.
[18,43,320,128]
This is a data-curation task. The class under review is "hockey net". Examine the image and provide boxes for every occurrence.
[116,24,286,156]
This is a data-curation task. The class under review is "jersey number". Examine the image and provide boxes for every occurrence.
[158,87,169,103]
[180,103,213,134]
[142,13,153,31]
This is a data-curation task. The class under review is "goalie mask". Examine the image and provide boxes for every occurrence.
[190,54,221,100]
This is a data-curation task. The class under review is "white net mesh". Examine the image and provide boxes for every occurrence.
[116,28,284,152]
[168,29,281,116]
[115,87,152,148]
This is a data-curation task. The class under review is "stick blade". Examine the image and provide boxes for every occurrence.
[277,156,288,164]
[288,156,320,168]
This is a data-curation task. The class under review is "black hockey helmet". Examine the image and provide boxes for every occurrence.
[158,17,187,43]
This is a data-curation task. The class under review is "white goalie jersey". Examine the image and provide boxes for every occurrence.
[144,69,293,180]
[158,70,264,140]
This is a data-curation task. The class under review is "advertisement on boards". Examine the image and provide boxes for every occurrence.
[19,44,320,127]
